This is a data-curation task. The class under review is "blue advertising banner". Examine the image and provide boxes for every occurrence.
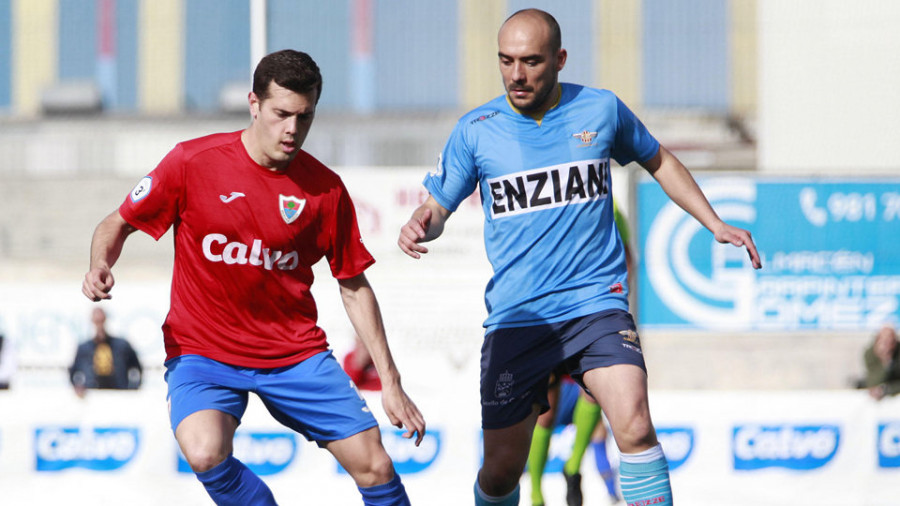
[637,177,900,330]
[35,427,140,471]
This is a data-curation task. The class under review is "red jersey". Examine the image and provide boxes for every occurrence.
[119,131,374,368]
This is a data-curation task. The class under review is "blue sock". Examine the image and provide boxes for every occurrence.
[358,471,411,506]
[474,479,520,505]
[195,455,277,506]
[618,445,673,506]
[592,439,619,498]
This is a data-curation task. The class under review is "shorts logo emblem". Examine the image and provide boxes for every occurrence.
[494,370,514,399]
[619,329,641,347]
[279,195,306,224]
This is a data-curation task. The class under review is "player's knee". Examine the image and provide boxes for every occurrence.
[351,449,396,487]
[617,417,657,449]
[370,452,396,482]
[183,446,230,473]
[479,464,522,497]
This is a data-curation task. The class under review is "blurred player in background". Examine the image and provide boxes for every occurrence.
[344,334,383,391]
[398,9,760,506]
[83,49,424,506]
[69,307,142,397]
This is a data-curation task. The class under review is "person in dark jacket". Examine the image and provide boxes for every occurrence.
[864,324,900,400]
[69,307,142,396]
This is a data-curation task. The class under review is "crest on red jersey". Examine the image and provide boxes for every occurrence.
[279,195,306,224]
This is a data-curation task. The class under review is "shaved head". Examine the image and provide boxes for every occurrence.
[501,9,561,53]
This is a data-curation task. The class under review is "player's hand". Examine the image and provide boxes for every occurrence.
[397,208,432,259]
[713,223,762,269]
[82,266,115,301]
[381,383,426,446]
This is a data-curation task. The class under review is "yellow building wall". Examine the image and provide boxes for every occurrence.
[12,0,56,116]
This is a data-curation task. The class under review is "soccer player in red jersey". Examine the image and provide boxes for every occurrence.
[82,50,424,506]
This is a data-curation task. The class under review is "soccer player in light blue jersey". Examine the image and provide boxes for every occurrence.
[398,9,761,506]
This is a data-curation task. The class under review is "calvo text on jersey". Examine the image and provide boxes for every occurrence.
[487,159,610,219]
[202,234,300,271]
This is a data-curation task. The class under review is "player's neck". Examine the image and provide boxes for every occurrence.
[240,128,290,172]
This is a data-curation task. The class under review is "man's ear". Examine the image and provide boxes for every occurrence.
[556,48,568,72]
[248,92,260,119]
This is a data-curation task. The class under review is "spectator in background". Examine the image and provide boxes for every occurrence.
[864,324,900,400]
[343,335,382,391]
[0,331,15,389]
[69,307,142,397]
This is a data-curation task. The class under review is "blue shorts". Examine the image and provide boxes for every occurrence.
[164,351,377,444]
[480,309,645,430]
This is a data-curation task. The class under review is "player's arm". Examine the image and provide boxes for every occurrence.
[640,145,762,269]
[397,195,453,259]
[82,210,138,301]
[338,273,426,445]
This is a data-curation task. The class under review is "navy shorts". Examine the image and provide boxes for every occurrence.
[480,309,645,430]
[164,351,377,444]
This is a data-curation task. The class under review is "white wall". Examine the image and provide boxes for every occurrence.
[758,1,900,173]
[2,388,900,506]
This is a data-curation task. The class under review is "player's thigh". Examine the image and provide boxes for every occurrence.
[581,364,656,452]
[175,408,240,469]
[256,351,378,443]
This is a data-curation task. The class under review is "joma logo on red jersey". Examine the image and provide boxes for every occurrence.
[202,234,299,271]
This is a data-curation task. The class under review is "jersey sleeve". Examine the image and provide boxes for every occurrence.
[326,182,375,279]
[610,96,660,167]
[118,144,186,240]
[422,120,478,212]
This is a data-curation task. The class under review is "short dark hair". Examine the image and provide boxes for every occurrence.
[252,49,323,103]
[505,9,562,52]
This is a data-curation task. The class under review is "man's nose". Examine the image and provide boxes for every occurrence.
[285,116,298,134]
[511,62,526,82]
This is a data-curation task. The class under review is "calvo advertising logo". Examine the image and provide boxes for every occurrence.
[35,427,140,471]
[733,424,840,471]
[657,427,694,471]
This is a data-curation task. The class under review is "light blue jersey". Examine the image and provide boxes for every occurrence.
[424,83,659,330]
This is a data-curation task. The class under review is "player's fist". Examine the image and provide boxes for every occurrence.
[82,267,115,301]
